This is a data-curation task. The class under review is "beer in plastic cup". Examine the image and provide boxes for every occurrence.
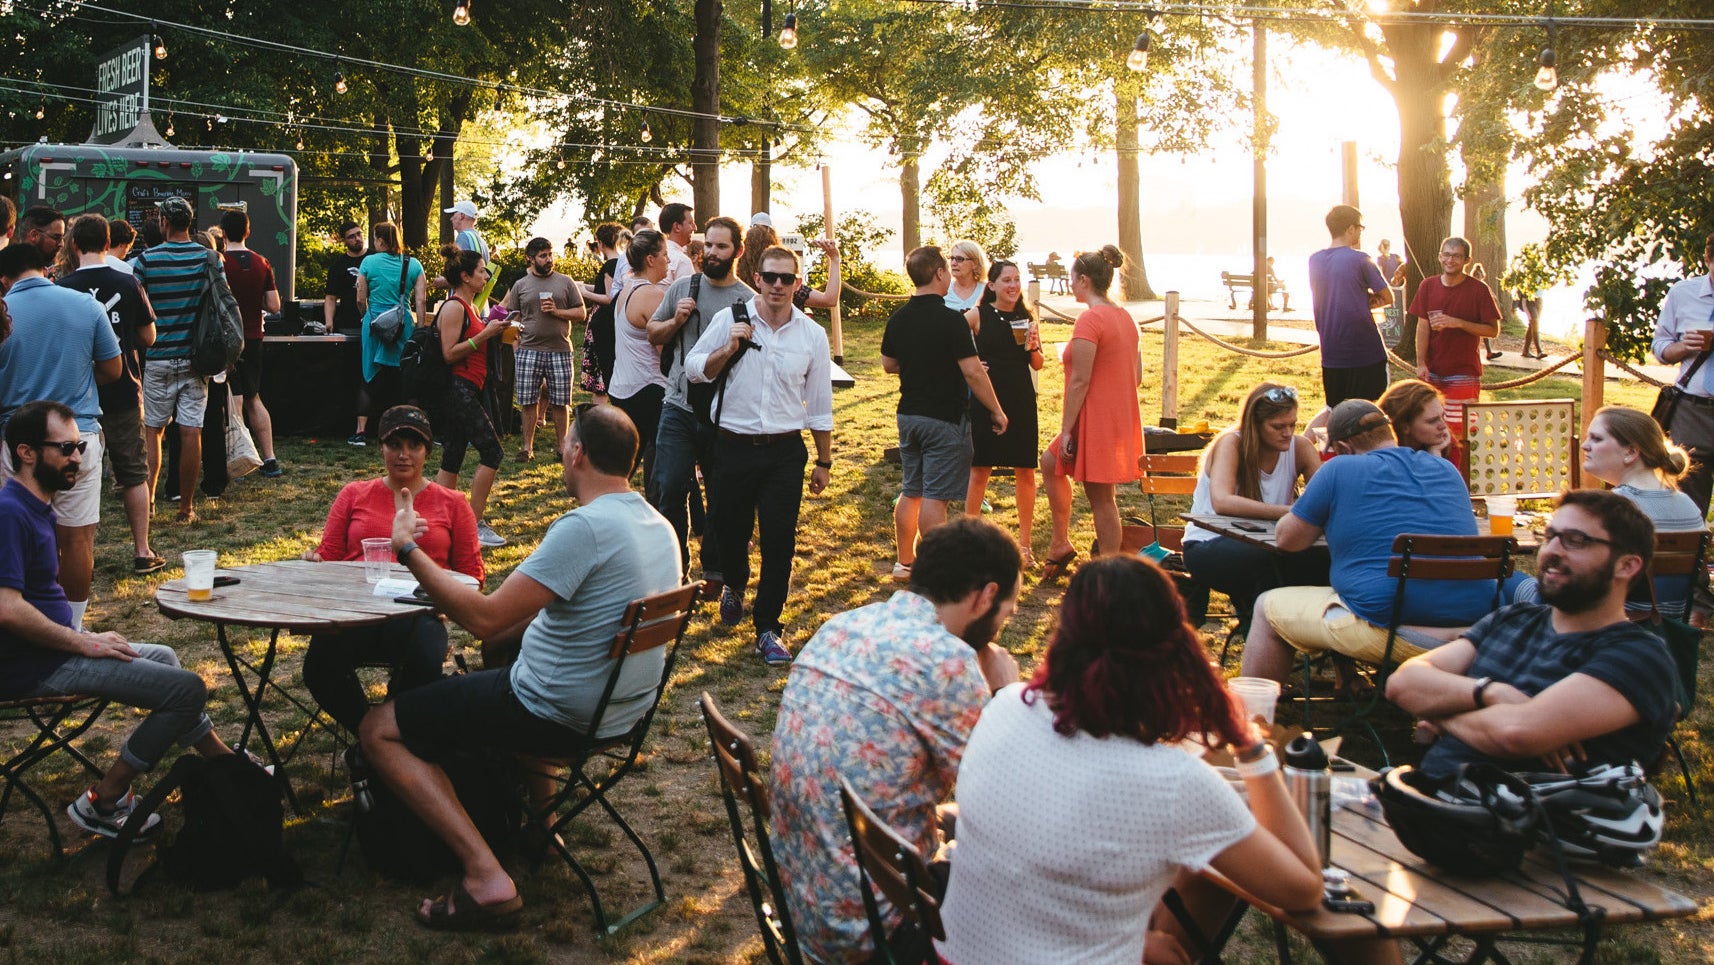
[1487,495,1517,537]
[1011,319,1029,345]
[183,550,217,602]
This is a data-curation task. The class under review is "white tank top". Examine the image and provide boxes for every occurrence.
[1182,441,1297,544]
[607,278,670,399]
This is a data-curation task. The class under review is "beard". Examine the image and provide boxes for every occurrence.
[531,264,553,277]
[959,596,1006,648]
[32,457,77,494]
[346,240,365,255]
[1536,552,1616,614]
[702,251,733,280]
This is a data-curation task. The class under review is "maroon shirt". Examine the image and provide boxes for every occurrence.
[1408,274,1501,379]
[221,248,277,340]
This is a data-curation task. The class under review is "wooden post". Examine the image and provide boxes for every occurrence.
[1581,317,1605,434]
[1028,278,1041,310]
[822,162,843,364]
[1162,291,1180,428]
[1251,22,1268,343]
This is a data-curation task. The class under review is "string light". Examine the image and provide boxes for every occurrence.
[165,111,175,136]
[1534,44,1558,91]
[452,0,471,26]
[295,132,305,150]
[779,12,798,49]
[35,100,45,120]
[556,156,565,169]
[334,70,348,94]
[1127,31,1150,71]
[153,33,168,60]
[641,120,652,142]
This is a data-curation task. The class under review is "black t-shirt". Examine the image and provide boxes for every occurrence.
[326,251,365,328]
[880,293,979,425]
[56,265,152,409]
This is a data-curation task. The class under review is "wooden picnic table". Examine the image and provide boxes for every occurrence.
[156,559,426,807]
[1210,763,1698,963]
[1182,513,1539,553]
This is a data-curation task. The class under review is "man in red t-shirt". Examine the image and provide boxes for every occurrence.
[1409,236,1501,446]
[218,210,282,476]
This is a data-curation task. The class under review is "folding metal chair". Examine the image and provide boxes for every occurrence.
[1639,529,1709,808]
[531,581,702,935]
[700,692,803,965]
[0,694,108,858]
[838,777,945,965]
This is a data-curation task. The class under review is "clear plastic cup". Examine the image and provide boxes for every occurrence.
[182,550,218,601]
[1229,676,1282,724]
[1010,319,1029,345]
[362,537,394,584]
[1486,495,1517,537]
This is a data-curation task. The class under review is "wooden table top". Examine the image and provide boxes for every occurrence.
[1181,513,1537,553]
[155,559,425,632]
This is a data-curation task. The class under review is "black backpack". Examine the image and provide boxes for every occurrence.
[400,301,457,402]
[355,750,523,884]
[192,251,245,377]
[107,753,302,895]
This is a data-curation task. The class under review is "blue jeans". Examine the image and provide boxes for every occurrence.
[30,643,213,772]
[715,433,807,635]
[652,403,723,580]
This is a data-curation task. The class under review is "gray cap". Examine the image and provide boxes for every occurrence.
[156,196,194,219]
[1327,399,1390,444]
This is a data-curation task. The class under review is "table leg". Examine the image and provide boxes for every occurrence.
[214,624,300,812]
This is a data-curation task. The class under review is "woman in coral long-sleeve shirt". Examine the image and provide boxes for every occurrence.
[301,406,483,732]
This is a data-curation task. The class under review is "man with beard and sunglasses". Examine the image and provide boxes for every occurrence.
[1389,488,1680,778]
[768,517,1022,964]
[647,216,752,593]
[0,400,237,840]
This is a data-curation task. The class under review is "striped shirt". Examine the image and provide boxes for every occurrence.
[134,241,212,361]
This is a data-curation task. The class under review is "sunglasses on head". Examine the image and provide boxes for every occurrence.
[758,271,797,286]
[36,440,87,456]
[1261,386,1298,405]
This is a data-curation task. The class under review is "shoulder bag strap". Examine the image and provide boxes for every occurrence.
[713,300,750,429]
[395,253,411,303]
[674,273,704,373]
[1677,350,1711,390]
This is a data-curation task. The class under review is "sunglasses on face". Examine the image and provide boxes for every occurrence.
[758,271,797,286]
[948,255,969,263]
[36,440,87,456]
[1542,526,1612,551]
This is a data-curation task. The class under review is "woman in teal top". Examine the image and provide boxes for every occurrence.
[352,222,427,440]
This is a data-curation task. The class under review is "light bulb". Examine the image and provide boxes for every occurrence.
[556,157,565,169]
[452,0,471,26]
[34,103,44,120]
[779,13,797,49]
[166,115,175,137]
[334,71,348,94]
[641,121,652,142]
[1533,47,1557,91]
[296,135,305,150]
[1126,32,1149,72]
[154,36,167,60]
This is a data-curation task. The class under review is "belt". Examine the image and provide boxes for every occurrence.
[719,428,800,446]
[1682,393,1714,408]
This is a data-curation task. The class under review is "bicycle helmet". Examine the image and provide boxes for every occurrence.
[1373,763,1537,874]
[1518,763,1664,869]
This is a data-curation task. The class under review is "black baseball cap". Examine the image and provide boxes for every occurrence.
[379,405,432,445]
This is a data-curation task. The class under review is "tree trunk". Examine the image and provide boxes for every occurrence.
[368,115,392,227]
[1386,33,1455,364]
[398,139,429,250]
[1462,172,1510,319]
[690,0,721,224]
[751,151,772,215]
[900,153,921,260]
[1114,82,1155,301]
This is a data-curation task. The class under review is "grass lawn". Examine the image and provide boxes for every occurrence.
[0,303,1706,964]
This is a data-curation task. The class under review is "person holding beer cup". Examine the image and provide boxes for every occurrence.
[962,259,1044,566]
[501,237,585,462]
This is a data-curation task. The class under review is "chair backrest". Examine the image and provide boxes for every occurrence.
[1381,534,1516,673]
[583,582,704,754]
[838,777,945,965]
[1463,399,1580,497]
[1138,451,1201,532]
[700,693,803,965]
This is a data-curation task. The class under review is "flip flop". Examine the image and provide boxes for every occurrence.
[1040,550,1077,581]
[419,882,523,931]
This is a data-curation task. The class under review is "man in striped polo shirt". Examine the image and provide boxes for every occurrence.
[134,196,213,522]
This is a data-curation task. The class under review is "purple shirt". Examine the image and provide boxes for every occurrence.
[1307,246,1389,368]
[0,480,73,697]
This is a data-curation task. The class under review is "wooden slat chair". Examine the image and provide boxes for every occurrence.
[838,777,945,965]
[1134,451,1236,660]
[1637,530,1709,808]
[1323,534,1515,764]
[0,694,108,858]
[530,582,702,935]
[699,692,803,965]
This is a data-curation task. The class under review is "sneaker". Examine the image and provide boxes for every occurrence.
[346,434,367,447]
[258,459,283,478]
[756,630,793,666]
[68,786,162,839]
[477,519,507,548]
[719,585,743,626]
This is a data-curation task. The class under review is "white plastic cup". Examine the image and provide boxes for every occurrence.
[182,550,218,601]
[361,537,394,584]
[1229,676,1282,725]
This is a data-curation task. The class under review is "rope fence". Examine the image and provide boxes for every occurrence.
[1383,346,1581,390]
[1597,350,1673,389]
[841,283,909,302]
[1173,315,1321,359]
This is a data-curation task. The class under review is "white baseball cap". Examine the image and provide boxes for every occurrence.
[749,212,773,228]
[443,200,479,219]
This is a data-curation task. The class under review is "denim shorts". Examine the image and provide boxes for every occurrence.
[897,413,972,501]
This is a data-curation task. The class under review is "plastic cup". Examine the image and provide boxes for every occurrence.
[502,322,520,344]
[1229,676,1282,724]
[1487,495,1517,537]
[1010,319,1029,345]
[362,538,394,584]
[182,550,217,602]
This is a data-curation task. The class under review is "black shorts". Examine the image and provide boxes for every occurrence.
[392,668,586,762]
[230,338,264,398]
[1320,362,1388,409]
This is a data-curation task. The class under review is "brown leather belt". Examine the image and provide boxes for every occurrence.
[718,428,800,445]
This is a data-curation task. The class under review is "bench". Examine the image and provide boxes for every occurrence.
[1220,271,1288,312]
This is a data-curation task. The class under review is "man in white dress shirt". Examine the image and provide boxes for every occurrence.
[685,245,834,666]
[1652,233,1714,515]
[659,202,696,285]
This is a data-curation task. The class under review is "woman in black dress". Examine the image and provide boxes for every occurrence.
[964,259,1044,566]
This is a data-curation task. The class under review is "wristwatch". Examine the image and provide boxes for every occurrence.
[814,459,833,469]
[397,541,420,564]
[1472,676,1495,708]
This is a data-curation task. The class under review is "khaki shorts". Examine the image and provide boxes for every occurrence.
[143,358,208,429]
[0,429,105,527]
[1259,586,1429,665]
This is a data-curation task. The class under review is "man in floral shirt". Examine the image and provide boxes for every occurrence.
[769,518,1023,963]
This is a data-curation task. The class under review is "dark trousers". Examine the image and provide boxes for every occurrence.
[715,433,807,635]
[303,612,449,731]
[613,384,665,503]
[1182,536,1331,629]
[1668,398,1714,517]
[1321,362,1388,408]
[653,403,723,580]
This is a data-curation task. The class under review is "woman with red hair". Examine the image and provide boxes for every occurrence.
[937,556,1325,965]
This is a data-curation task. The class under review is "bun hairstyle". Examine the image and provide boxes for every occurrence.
[626,228,666,272]
[1072,244,1125,294]
[1592,405,1692,483]
[440,243,484,290]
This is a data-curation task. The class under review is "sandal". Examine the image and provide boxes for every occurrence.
[134,554,168,575]
[419,882,523,931]
[515,448,533,462]
[1040,550,1078,581]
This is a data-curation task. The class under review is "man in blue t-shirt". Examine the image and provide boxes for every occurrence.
[1307,205,1393,407]
[1389,489,1678,777]
[359,403,680,927]
[1241,399,1496,683]
[0,401,236,839]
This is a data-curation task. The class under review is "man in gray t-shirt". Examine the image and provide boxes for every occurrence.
[646,216,754,586]
[361,403,680,924]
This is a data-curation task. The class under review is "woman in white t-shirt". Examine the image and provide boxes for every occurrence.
[937,556,1327,965]
[608,229,670,500]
